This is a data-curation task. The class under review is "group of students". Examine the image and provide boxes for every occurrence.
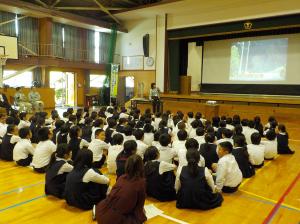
[0,107,295,224]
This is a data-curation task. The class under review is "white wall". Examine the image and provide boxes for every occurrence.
[116,18,156,70]
[187,42,202,91]
[167,0,300,30]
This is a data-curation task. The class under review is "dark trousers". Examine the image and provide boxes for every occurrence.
[152,98,160,114]
[16,155,33,166]
[253,162,264,169]
[34,166,47,173]
[92,155,106,169]
[222,184,240,193]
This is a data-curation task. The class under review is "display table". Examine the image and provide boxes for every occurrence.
[130,98,163,113]
[204,104,219,120]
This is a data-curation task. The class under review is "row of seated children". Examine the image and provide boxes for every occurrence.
[0,108,295,223]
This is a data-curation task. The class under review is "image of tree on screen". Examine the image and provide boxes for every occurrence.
[230,38,288,81]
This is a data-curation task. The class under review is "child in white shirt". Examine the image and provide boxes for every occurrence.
[107,134,124,174]
[143,124,154,146]
[88,129,109,168]
[216,129,234,145]
[18,112,31,130]
[133,129,148,158]
[172,130,187,154]
[0,124,21,161]
[194,127,206,146]
[152,131,161,148]
[13,127,34,166]
[213,141,242,193]
[158,133,176,164]
[32,127,56,173]
[247,132,265,168]
[261,130,277,160]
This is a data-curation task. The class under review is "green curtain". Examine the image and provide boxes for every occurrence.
[100,25,117,106]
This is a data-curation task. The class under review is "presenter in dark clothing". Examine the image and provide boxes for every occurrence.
[0,91,11,114]
[149,83,161,113]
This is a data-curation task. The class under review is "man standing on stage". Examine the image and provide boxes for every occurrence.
[149,83,161,113]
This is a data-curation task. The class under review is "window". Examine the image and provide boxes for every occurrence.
[3,70,33,87]
[90,74,106,88]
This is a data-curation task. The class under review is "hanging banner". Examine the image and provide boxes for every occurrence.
[110,64,119,97]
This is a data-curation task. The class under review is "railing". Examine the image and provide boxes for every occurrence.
[17,42,120,64]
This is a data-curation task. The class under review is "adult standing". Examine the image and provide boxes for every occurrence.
[28,86,44,112]
[149,83,161,113]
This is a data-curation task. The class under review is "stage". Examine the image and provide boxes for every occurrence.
[131,93,300,140]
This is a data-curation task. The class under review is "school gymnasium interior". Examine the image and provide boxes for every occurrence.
[0,0,300,223]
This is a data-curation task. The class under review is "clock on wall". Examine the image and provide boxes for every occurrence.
[146,57,155,67]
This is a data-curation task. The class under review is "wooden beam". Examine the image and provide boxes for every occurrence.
[93,0,121,24]
[3,65,38,80]
[0,16,27,26]
[34,0,48,8]
[51,0,60,7]
[0,0,127,32]
[56,6,126,11]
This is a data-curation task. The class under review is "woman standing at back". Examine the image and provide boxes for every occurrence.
[96,154,147,224]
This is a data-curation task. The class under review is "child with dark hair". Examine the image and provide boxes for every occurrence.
[216,120,227,140]
[51,120,65,144]
[152,131,161,148]
[226,117,234,131]
[173,130,188,154]
[213,142,242,193]
[247,133,265,168]
[261,130,278,159]
[65,150,109,210]
[62,112,69,123]
[143,123,154,146]
[144,146,176,201]
[265,116,277,130]
[92,119,104,140]
[133,129,148,158]
[194,127,206,146]
[96,155,146,224]
[176,149,223,209]
[189,119,201,138]
[254,116,264,136]
[153,112,162,130]
[212,116,220,131]
[232,115,241,126]
[56,124,69,145]
[187,111,195,126]
[232,135,255,178]
[233,124,244,143]
[18,112,30,129]
[0,113,8,139]
[45,143,73,198]
[123,125,136,142]
[69,126,89,161]
[116,140,137,178]
[0,124,20,161]
[107,134,124,174]
[81,117,93,143]
[200,134,219,170]
[158,133,176,164]
[244,120,259,144]
[32,127,56,173]
[177,138,205,171]
[13,127,34,166]
[216,129,234,145]
[116,118,127,133]
[104,118,117,144]
[277,124,295,154]
[88,129,109,168]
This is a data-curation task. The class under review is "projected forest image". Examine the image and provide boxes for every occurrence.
[230,38,288,81]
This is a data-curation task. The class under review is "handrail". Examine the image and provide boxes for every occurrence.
[17,42,120,64]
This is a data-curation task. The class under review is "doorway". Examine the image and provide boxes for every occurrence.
[50,71,75,107]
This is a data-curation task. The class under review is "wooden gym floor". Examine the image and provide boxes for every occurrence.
[0,141,299,224]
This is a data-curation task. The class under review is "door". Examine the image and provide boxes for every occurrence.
[50,71,75,107]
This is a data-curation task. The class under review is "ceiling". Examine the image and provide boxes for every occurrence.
[19,0,163,23]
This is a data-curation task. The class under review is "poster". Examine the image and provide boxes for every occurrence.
[110,64,119,97]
